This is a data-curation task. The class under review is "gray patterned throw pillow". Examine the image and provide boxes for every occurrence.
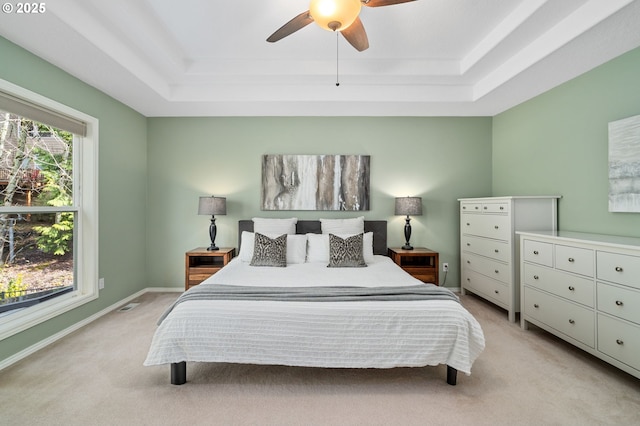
[250,233,287,267]
[327,233,367,268]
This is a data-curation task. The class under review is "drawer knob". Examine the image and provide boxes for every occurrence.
[533,275,539,280]
[495,249,499,253]
[568,286,575,291]
[494,225,499,229]
[500,206,504,210]
[616,339,624,346]
[483,206,487,210]
[569,319,575,324]
[494,269,499,274]
[475,206,479,210]
[466,223,470,226]
[494,290,499,294]
[615,266,623,272]
[533,250,539,255]
[615,300,624,306]
[467,243,471,246]
[533,304,539,308]
[467,260,471,264]
[568,258,575,263]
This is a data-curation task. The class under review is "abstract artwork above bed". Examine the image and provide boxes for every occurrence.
[261,154,370,211]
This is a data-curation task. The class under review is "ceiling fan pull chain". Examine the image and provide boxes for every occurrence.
[336,32,340,86]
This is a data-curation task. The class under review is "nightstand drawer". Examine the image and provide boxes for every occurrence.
[185,247,235,290]
[388,247,439,285]
[410,273,437,284]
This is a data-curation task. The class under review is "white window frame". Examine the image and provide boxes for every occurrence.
[0,79,98,341]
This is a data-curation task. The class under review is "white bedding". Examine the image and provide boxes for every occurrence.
[144,256,485,375]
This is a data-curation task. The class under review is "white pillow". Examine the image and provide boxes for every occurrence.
[239,231,307,264]
[320,216,364,235]
[286,234,308,264]
[306,233,331,263]
[252,217,297,235]
[306,232,374,264]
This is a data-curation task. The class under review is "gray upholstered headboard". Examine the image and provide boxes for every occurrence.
[238,220,388,256]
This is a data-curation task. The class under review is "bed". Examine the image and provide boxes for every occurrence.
[145,219,485,386]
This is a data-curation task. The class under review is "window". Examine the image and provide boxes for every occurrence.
[0,79,98,340]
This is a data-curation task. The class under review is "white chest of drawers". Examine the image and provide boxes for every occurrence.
[519,231,640,379]
[459,196,560,322]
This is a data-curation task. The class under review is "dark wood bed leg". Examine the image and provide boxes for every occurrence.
[446,365,457,386]
[171,362,186,385]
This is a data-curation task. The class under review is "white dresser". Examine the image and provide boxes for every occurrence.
[519,231,640,379]
[459,196,560,322]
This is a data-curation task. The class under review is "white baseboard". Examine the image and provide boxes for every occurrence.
[0,286,182,372]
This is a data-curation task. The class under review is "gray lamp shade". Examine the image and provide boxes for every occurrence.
[395,197,422,216]
[198,196,227,215]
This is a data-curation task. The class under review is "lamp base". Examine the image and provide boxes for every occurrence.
[402,216,414,250]
[207,216,219,251]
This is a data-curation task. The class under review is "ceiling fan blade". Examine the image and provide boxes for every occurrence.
[266,11,314,43]
[362,0,416,7]
[341,17,369,51]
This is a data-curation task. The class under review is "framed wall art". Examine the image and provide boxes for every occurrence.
[609,114,640,212]
[261,154,370,211]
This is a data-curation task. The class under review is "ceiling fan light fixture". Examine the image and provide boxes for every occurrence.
[309,0,362,32]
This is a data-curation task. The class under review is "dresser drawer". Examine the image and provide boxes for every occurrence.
[597,251,640,290]
[463,269,510,306]
[597,314,640,372]
[460,203,482,213]
[462,213,511,240]
[481,202,509,214]
[462,235,511,262]
[524,287,595,347]
[523,263,594,307]
[555,245,594,277]
[522,239,553,267]
[597,282,640,325]
[463,252,511,285]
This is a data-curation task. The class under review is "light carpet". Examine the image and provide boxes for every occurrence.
[1,292,639,426]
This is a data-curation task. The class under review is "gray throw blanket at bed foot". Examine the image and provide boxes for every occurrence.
[157,284,460,325]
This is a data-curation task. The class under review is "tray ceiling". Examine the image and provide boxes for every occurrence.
[1,0,640,116]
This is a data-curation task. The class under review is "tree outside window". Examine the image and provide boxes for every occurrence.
[0,111,75,312]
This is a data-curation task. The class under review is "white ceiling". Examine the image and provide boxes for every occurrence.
[2,0,640,117]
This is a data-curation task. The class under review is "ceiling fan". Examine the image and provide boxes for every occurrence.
[266,0,417,52]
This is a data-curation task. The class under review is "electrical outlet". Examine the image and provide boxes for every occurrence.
[99,278,105,290]
[442,263,449,272]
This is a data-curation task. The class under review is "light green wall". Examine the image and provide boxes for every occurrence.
[493,46,640,236]
[0,37,148,361]
[146,117,493,288]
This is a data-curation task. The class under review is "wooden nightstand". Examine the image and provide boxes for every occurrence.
[185,247,235,290]
[388,247,439,285]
